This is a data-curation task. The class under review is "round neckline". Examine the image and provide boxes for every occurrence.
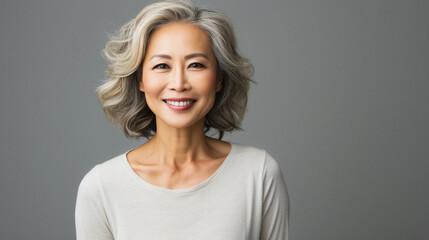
[122,142,236,194]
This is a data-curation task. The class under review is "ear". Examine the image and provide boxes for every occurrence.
[139,80,145,92]
[215,74,223,92]
[137,71,144,92]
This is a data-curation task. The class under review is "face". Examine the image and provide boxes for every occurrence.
[139,22,222,130]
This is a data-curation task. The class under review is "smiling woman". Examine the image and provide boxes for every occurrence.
[75,0,289,239]
[139,22,221,130]
[97,0,253,140]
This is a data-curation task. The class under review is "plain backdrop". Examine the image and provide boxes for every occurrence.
[1,0,428,239]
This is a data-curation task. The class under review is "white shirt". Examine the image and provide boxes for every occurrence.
[75,142,289,239]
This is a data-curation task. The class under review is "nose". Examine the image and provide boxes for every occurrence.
[167,66,191,92]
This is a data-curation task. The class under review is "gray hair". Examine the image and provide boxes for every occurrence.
[96,0,254,139]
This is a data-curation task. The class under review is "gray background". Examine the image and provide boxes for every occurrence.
[1,0,428,239]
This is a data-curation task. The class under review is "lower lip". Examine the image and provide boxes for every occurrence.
[164,101,196,111]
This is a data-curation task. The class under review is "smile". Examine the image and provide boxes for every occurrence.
[163,99,196,111]
[165,100,194,106]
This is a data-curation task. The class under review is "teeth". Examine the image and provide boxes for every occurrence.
[166,100,193,106]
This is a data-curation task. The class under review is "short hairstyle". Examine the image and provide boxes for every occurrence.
[96,0,254,140]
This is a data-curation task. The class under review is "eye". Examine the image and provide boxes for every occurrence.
[153,63,170,70]
[188,62,205,69]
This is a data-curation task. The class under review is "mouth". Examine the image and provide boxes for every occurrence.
[162,99,197,110]
[162,99,196,106]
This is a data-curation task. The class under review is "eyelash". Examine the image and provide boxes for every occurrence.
[153,63,169,70]
[152,63,205,70]
[188,62,205,68]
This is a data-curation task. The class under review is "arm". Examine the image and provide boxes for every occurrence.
[260,152,290,240]
[75,165,114,240]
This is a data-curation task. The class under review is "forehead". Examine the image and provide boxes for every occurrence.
[145,22,214,58]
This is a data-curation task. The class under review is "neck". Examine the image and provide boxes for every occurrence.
[147,118,211,169]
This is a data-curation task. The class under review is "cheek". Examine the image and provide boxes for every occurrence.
[142,74,163,96]
[141,75,164,111]
[195,72,218,95]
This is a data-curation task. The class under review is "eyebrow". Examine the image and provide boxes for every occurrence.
[149,53,209,61]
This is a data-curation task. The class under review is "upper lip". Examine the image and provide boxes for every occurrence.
[163,98,196,101]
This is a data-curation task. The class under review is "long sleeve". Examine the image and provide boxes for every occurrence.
[260,152,290,240]
[75,165,114,240]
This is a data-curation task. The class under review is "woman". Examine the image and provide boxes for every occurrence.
[75,0,289,239]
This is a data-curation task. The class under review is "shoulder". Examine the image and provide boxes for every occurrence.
[95,152,126,176]
[232,142,266,161]
[232,142,279,163]
[230,143,281,172]
[262,151,285,183]
[232,143,284,178]
[77,151,128,191]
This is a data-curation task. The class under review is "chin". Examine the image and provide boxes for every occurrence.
[157,116,205,130]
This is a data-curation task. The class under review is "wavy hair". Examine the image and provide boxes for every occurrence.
[96,0,254,140]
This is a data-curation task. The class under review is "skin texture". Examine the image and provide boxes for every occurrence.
[126,23,231,190]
